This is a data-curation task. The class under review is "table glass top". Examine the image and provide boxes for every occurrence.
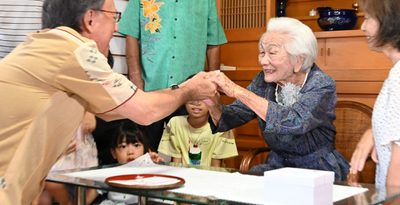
[46,164,400,205]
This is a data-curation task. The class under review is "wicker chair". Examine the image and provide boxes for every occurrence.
[335,100,375,183]
[239,100,375,183]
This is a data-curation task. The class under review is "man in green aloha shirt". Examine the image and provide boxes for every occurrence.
[119,0,227,151]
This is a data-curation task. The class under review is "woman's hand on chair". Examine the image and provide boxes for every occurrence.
[349,128,377,175]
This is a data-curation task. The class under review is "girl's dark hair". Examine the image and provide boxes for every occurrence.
[110,121,149,152]
[42,0,104,32]
[360,0,400,50]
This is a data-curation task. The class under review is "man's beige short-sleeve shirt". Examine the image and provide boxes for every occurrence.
[0,27,136,204]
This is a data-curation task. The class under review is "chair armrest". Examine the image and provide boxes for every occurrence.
[239,147,271,173]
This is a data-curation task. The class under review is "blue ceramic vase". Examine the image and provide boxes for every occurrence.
[317,8,357,31]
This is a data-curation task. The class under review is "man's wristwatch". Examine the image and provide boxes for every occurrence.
[170,84,179,90]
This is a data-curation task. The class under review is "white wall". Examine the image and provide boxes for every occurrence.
[111,0,128,74]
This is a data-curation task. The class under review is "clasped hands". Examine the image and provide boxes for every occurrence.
[183,70,239,110]
[207,70,237,97]
[194,70,238,109]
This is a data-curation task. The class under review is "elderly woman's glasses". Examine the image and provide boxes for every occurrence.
[96,9,122,22]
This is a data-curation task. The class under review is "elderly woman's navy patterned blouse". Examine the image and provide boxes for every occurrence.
[211,64,349,180]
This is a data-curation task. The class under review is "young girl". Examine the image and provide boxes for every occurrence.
[158,99,238,167]
[110,121,149,165]
[89,120,160,205]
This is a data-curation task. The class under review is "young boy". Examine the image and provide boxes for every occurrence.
[158,100,238,167]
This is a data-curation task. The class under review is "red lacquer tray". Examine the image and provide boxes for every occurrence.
[105,174,185,189]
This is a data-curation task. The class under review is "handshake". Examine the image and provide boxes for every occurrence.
[181,70,239,105]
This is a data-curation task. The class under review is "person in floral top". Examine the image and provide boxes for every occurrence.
[118,0,227,151]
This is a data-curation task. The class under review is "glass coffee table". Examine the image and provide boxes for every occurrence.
[46,164,400,205]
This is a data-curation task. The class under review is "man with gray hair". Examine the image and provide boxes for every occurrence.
[0,0,217,204]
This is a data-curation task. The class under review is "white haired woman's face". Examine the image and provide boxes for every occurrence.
[258,32,303,85]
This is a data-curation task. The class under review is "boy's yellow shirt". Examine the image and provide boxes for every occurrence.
[158,116,238,166]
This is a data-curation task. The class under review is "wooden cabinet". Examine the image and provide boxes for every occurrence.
[315,30,392,70]
[313,30,391,108]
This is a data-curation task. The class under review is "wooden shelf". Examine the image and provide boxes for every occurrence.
[224,28,265,42]
[294,12,364,21]
[314,29,365,38]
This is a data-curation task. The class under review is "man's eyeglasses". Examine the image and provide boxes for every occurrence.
[96,9,122,22]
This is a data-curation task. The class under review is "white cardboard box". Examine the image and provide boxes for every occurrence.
[263,167,334,205]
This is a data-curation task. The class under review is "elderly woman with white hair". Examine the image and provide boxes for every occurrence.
[207,17,349,180]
